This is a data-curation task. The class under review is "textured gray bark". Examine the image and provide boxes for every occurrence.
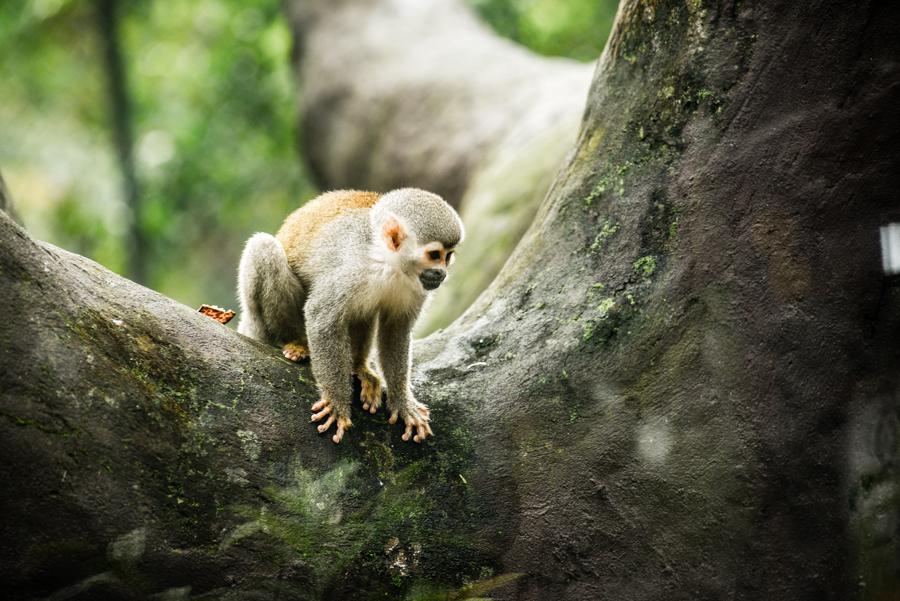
[2,1,900,600]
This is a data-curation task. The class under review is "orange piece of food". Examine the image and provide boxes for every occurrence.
[198,304,235,324]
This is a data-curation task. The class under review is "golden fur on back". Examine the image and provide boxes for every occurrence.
[277,190,381,271]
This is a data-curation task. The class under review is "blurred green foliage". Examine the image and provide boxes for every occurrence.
[468,0,619,61]
[0,0,615,311]
[0,0,314,309]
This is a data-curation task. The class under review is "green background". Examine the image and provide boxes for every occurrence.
[0,0,617,311]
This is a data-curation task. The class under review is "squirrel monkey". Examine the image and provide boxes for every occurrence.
[236,188,463,444]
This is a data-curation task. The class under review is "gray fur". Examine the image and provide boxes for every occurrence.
[236,233,306,346]
[377,310,418,416]
[372,188,464,247]
[236,190,463,440]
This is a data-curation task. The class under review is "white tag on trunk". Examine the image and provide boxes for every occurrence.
[881,223,900,275]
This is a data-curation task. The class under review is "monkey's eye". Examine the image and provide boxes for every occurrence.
[428,250,441,261]
[446,251,455,263]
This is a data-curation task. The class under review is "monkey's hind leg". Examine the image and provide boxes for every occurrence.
[282,341,309,362]
[236,233,307,351]
[358,369,383,414]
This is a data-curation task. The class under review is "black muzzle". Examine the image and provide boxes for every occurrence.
[420,268,446,290]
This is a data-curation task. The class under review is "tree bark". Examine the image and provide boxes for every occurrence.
[2,1,900,600]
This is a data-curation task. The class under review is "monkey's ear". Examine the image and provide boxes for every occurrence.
[382,215,407,251]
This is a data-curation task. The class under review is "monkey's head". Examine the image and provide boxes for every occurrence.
[371,188,464,292]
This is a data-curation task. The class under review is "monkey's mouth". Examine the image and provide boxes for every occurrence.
[419,270,445,290]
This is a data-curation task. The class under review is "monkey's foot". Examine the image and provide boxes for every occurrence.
[282,342,309,362]
[311,398,352,443]
[357,368,384,414]
[389,401,432,443]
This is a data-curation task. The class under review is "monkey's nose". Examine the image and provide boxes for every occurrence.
[420,269,446,290]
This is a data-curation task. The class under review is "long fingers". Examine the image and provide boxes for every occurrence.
[311,405,332,422]
[317,414,335,433]
[399,414,432,443]
[413,419,433,443]
[311,399,351,443]
[333,417,351,444]
[413,417,434,443]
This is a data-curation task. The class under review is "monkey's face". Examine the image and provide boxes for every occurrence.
[380,214,457,292]
[417,241,455,291]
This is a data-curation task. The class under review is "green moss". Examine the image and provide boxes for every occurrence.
[569,407,580,423]
[218,401,492,596]
[230,458,466,594]
[583,175,610,206]
[582,321,596,342]
[668,217,679,240]
[597,297,617,316]
[589,218,620,252]
[633,256,657,278]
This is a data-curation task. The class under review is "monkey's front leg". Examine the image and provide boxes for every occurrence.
[310,398,352,443]
[377,313,432,443]
[350,320,384,415]
[306,297,354,443]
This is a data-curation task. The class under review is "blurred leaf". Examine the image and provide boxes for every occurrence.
[467,0,619,62]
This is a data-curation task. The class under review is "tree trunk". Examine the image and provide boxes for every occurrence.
[2,1,899,600]
[96,0,145,284]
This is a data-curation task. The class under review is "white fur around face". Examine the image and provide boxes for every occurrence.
[355,217,429,318]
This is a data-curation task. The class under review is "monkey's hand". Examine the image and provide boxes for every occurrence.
[282,342,310,362]
[311,398,352,443]
[357,367,384,414]
[389,399,432,443]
